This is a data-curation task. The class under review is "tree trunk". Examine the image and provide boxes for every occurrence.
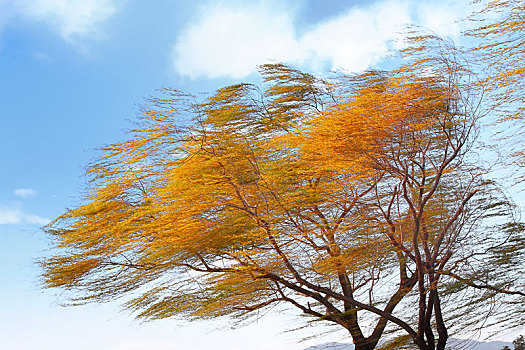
[354,340,375,350]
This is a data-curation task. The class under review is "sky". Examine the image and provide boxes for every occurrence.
[0,1,520,349]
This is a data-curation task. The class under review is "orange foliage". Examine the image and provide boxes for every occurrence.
[42,43,524,350]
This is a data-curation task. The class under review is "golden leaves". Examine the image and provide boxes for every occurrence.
[41,41,511,342]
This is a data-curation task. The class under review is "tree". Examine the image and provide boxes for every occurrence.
[503,336,525,350]
[468,0,525,166]
[468,0,524,116]
[42,47,525,350]
[301,35,525,349]
[514,335,525,350]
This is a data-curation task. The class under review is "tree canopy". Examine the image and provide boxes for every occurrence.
[42,6,525,350]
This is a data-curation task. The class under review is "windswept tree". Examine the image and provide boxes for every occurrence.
[306,34,525,348]
[468,0,525,170]
[42,41,524,350]
[468,0,524,117]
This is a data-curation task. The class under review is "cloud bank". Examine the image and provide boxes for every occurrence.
[172,0,474,79]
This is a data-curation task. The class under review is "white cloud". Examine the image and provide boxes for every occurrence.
[172,0,474,79]
[0,203,50,226]
[0,205,22,224]
[298,1,410,73]
[414,0,473,40]
[1,0,117,42]
[173,2,299,79]
[25,213,51,225]
[14,188,37,198]
[22,0,117,40]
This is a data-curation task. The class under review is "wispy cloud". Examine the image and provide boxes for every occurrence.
[413,0,474,40]
[0,205,22,225]
[1,0,118,44]
[20,0,117,41]
[14,188,37,199]
[0,203,50,226]
[172,0,474,79]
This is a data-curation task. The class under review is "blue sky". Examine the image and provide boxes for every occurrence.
[0,1,518,349]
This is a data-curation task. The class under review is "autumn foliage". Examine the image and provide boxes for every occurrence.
[43,5,525,350]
